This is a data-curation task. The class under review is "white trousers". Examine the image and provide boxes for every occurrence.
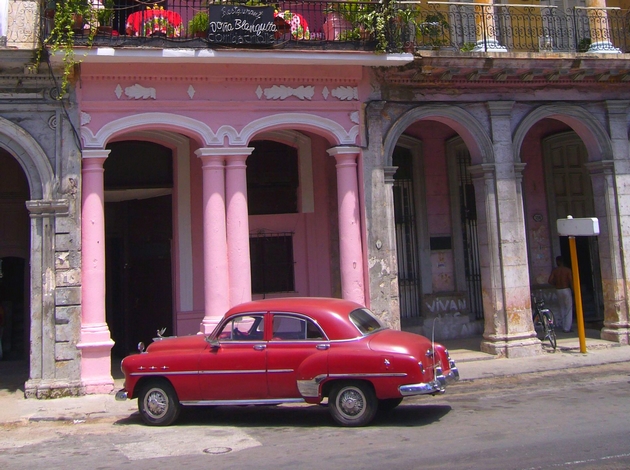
[556,288,573,332]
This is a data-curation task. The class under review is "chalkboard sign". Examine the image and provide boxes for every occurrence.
[208,5,276,45]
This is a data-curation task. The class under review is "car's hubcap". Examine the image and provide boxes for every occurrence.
[145,389,168,418]
[339,388,365,417]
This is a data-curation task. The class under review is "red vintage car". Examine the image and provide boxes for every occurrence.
[115,297,459,426]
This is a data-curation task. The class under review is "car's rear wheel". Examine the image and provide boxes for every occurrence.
[138,380,181,426]
[378,397,403,412]
[329,382,377,427]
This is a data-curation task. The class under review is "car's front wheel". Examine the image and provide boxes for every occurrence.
[329,381,377,427]
[138,380,181,426]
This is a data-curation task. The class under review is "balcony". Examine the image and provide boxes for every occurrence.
[42,0,630,54]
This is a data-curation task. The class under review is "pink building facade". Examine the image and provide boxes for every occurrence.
[75,56,405,393]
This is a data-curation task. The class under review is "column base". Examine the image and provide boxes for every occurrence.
[77,334,115,395]
[587,41,621,54]
[480,335,543,358]
[473,39,508,53]
[600,327,630,345]
[24,379,84,399]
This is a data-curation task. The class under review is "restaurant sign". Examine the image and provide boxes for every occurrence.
[207,5,276,45]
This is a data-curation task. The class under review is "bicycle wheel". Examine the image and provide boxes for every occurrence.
[533,313,544,340]
[542,313,557,350]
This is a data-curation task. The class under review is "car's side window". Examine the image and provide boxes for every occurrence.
[272,315,324,340]
[218,314,264,341]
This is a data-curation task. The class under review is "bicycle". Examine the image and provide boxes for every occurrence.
[532,294,557,350]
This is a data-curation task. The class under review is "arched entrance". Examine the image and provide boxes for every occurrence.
[389,120,484,339]
[520,116,607,329]
[104,140,174,357]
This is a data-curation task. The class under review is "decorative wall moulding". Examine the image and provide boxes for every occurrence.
[124,84,157,100]
[80,112,91,126]
[331,86,358,101]
[257,85,315,101]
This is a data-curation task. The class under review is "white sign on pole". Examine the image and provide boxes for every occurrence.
[557,216,600,236]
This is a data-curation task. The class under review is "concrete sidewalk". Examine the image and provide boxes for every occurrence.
[0,331,627,425]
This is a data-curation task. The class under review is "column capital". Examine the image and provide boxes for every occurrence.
[383,166,398,185]
[327,146,361,157]
[585,160,615,175]
[487,101,515,116]
[605,100,630,115]
[468,163,496,180]
[196,147,255,158]
[26,199,69,217]
[82,149,111,160]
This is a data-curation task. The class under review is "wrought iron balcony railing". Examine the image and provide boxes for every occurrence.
[41,0,630,54]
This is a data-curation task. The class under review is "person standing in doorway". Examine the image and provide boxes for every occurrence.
[548,256,573,333]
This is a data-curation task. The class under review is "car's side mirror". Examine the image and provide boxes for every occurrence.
[205,337,220,349]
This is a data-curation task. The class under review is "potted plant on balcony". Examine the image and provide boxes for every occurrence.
[42,0,95,98]
[188,11,209,38]
[325,0,387,51]
[417,11,449,49]
[96,0,115,34]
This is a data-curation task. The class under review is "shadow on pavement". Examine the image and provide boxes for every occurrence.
[113,403,452,429]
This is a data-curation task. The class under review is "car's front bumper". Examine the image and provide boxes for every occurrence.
[399,361,460,396]
[115,389,128,401]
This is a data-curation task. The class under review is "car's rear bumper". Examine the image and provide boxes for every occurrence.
[399,361,460,396]
[115,389,129,401]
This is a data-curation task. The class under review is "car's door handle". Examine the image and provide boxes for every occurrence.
[316,344,330,350]
[253,344,266,351]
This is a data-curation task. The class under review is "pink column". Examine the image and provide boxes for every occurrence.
[327,146,366,305]
[225,148,254,307]
[196,149,229,333]
[77,149,114,394]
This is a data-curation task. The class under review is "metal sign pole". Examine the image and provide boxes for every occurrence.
[568,236,587,353]
[557,216,600,355]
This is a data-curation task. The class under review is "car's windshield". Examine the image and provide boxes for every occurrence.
[349,308,385,336]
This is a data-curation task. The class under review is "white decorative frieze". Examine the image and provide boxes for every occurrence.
[350,111,359,124]
[322,87,329,100]
[187,85,196,99]
[115,84,123,99]
[263,85,314,101]
[331,86,358,101]
[124,84,156,100]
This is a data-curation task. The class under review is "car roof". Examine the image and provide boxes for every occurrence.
[223,297,367,340]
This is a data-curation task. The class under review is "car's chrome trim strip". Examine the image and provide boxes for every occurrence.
[328,372,407,378]
[268,369,294,374]
[130,370,197,376]
[180,398,306,406]
[130,369,266,376]
[198,369,266,375]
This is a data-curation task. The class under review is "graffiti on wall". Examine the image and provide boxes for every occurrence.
[424,293,467,315]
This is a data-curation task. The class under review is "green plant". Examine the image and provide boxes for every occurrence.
[460,42,476,52]
[331,0,387,51]
[417,11,449,47]
[42,0,96,98]
[188,11,209,36]
[96,0,115,27]
[577,37,591,52]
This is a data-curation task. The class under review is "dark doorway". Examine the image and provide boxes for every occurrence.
[104,141,174,357]
[0,150,30,363]
[0,257,27,361]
